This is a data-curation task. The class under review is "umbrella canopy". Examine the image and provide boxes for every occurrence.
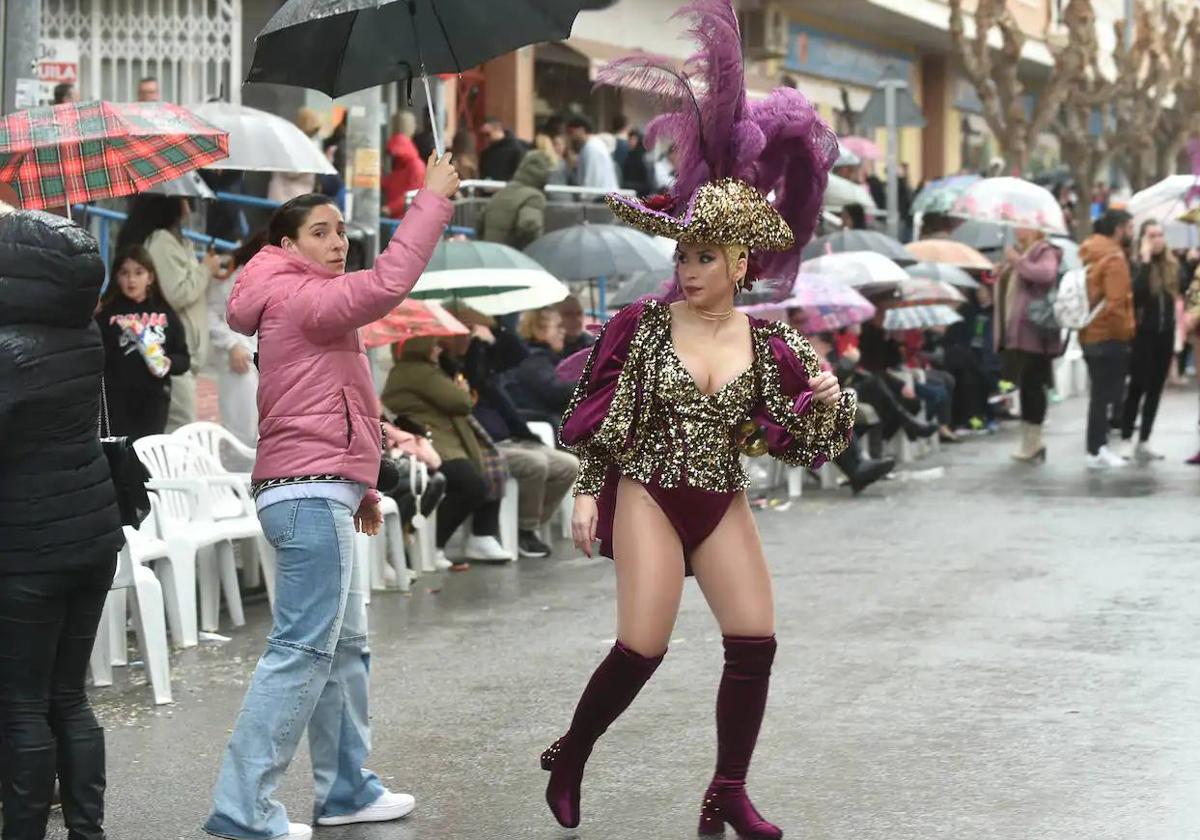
[609,271,674,308]
[840,136,881,161]
[0,100,228,210]
[950,219,1012,252]
[905,238,993,271]
[906,261,980,290]
[145,170,216,199]
[360,299,468,349]
[1128,174,1195,220]
[738,273,875,334]
[883,304,963,331]
[803,230,915,265]
[190,102,335,174]
[249,0,589,98]
[890,277,966,306]
[524,224,674,280]
[410,240,568,315]
[802,251,909,292]
[912,173,981,215]
[835,144,861,168]
[951,176,1067,235]
[824,173,878,212]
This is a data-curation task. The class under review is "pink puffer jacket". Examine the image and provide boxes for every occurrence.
[227,189,452,487]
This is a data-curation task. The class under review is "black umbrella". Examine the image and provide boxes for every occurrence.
[248,0,591,151]
[801,230,916,265]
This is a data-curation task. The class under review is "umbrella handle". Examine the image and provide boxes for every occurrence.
[406,0,444,158]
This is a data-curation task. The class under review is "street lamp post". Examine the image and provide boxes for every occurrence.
[2,0,41,113]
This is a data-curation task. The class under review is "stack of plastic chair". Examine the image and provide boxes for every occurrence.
[133,435,256,645]
[173,422,275,597]
[89,496,173,705]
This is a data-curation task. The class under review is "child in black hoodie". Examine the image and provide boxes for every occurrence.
[96,245,190,439]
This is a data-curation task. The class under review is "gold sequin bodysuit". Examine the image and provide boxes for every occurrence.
[563,300,857,498]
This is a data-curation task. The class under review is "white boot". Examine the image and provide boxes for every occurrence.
[1011,422,1046,463]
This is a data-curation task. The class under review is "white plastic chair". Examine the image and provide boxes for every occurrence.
[173,422,275,597]
[526,421,573,542]
[90,497,173,705]
[133,435,250,647]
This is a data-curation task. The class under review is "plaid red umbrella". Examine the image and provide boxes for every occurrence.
[360,299,469,349]
[0,100,229,210]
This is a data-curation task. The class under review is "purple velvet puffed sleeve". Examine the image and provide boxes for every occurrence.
[749,322,857,469]
[559,302,647,495]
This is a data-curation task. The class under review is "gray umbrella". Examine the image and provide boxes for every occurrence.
[608,271,672,307]
[144,171,216,199]
[802,230,916,265]
[524,224,675,280]
[950,219,1012,252]
[906,261,980,290]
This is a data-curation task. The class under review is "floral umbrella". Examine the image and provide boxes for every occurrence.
[0,100,228,210]
[359,299,468,349]
[950,177,1067,235]
[738,273,875,334]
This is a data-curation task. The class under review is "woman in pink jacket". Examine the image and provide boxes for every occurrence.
[995,228,1063,463]
[203,154,458,840]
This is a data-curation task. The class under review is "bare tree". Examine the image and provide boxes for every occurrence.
[1154,9,1200,182]
[1106,4,1184,190]
[948,0,1083,175]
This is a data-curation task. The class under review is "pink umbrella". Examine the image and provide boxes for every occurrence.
[840,135,882,162]
[738,273,876,334]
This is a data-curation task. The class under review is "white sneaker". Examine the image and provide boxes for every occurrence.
[1087,446,1127,470]
[433,549,454,570]
[463,534,512,562]
[284,824,312,839]
[1134,441,1165,462]
[1116,439,1136,461]
[316,791,416,826]
[1100,445,1128,467]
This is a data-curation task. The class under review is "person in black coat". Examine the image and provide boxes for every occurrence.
[95,245,191,439]
[504,308,579,428]
[0,206,125,840]
[479,118,530,183]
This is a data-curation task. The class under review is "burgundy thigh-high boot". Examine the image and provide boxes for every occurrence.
[698,635,782,839]
[541,641,665,828]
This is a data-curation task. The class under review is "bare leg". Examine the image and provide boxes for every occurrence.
[689,493,782,840]
[611,478,687,655]
[542,479,684,828]
[690,493,775,637]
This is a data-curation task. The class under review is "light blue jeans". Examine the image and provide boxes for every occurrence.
[203,498,384,840]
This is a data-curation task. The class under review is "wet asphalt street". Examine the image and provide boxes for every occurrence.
[47,389,1200,840]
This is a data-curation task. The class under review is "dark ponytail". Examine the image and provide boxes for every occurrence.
[268,193,337,247]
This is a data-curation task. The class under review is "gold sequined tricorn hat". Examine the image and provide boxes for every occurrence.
[606,178,794,253]
[596,0,836,287]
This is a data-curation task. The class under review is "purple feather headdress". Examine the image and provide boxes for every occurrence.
[596,0,838,291]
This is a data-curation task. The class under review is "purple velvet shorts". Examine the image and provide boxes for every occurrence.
[595,468,738,576]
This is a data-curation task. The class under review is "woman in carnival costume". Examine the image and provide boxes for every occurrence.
[540,3,856,838]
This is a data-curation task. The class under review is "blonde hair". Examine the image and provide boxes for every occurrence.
[518,308,560,342]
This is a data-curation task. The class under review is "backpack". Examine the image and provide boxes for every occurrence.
[1026,259,1110,332]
